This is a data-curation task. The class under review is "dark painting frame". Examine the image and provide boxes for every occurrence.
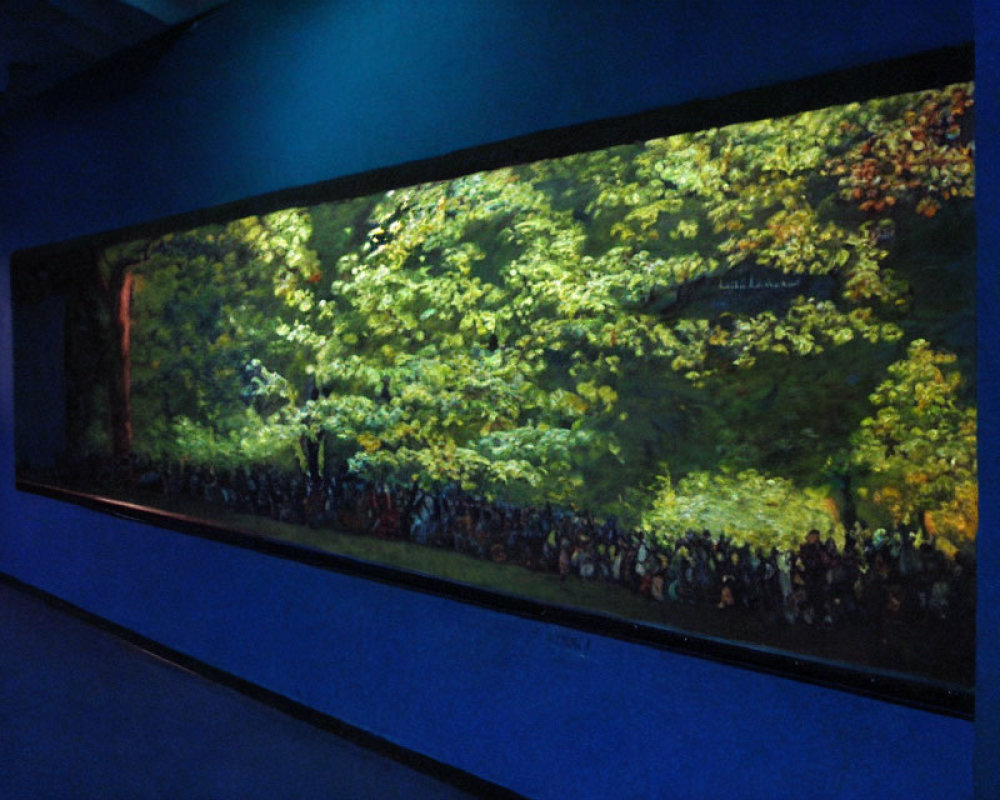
[12,45,976,717]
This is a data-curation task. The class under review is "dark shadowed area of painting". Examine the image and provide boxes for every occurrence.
[13,83,977,688]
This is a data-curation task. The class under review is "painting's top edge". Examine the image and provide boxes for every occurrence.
[9,43,973,266]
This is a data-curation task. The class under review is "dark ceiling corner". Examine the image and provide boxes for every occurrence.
[1,0,229,112]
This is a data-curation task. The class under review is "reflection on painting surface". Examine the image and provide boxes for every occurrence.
[16,83,977,686]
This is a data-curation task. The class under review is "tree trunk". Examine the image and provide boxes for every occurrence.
[98,245,148,467]
[109,269,134,462]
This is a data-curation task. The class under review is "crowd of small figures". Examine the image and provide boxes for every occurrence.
[69,457,975,638]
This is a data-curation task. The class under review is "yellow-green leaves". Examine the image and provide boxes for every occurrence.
[641,469,843,551]
[852,340,977,549]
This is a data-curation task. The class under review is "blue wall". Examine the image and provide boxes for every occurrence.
[974,0,1000,797]
[1,1,991,796]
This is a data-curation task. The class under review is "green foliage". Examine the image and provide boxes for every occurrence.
[851,339,977,546]
[641,469,842,551]
[170,410,302,470]
[124,210,322,461]
[89,83,975,549]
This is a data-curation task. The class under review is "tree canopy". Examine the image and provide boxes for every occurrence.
[75,82,975,553]
[851,339,977,552]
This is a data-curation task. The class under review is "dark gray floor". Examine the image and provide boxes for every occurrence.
[0,581,478,800]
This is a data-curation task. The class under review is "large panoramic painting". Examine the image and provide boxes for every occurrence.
[14,75,976,703]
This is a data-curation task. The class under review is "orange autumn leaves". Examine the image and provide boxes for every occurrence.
[830,84,974,217]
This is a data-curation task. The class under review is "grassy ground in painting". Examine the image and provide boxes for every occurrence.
[93,485,973,689]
